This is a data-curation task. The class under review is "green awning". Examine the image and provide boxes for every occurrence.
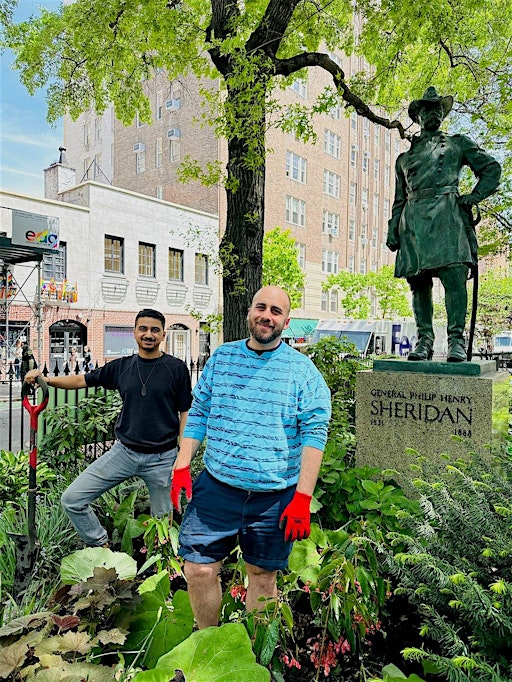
[282,318,318,339]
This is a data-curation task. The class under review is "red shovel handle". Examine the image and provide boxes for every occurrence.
[22,376,49,431]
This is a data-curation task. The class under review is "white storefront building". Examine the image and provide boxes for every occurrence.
[0,157,220,375]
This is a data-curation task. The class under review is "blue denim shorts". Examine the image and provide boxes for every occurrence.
[178,469,296,571]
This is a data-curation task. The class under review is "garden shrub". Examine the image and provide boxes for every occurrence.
[384,452,512,681]
[0,448,57,505]
[40,389,122,466]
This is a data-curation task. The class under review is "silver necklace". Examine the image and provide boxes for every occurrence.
[136,354,161,397]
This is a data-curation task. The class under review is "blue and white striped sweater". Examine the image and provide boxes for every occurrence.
[184,340,331,491]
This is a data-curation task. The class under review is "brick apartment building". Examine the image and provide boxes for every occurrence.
[62,54,404,328]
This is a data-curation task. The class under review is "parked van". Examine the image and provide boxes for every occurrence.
[493,331,512,356]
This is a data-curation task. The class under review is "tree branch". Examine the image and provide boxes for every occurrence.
[275,51,407,138]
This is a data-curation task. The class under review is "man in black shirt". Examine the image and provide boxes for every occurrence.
[25,309,192,547]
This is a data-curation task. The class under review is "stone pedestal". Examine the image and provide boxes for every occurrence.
[355,359,509,477]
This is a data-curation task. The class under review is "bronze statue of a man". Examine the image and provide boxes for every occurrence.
[386,87,501,362]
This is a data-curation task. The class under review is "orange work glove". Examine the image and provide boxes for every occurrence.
[171,465,192,512]
[279,491,312,541]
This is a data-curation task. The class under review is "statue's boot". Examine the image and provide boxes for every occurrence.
[441,265,468,363]
[408,286,434,361]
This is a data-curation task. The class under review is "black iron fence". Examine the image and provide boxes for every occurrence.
[0,355,209,454]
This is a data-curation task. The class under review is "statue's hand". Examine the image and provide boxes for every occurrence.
[458,193,477,206]
[386,241,399,253]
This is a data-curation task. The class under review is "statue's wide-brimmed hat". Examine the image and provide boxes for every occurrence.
[408,86,454,123]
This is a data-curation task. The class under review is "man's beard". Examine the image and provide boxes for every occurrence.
[248,319,283,345]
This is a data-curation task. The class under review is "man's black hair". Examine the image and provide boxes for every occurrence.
[135,309,166,329]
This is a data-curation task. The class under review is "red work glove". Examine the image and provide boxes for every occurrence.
[279,491,312,541]
[171,465,192,512]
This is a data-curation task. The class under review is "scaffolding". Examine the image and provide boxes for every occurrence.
[0,234,53,378]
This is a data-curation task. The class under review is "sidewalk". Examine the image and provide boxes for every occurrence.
[0,380,23,403]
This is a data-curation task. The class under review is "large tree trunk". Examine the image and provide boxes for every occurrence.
[221,87,267,342]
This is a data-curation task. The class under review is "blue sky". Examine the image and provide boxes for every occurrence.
[1,1,64,198]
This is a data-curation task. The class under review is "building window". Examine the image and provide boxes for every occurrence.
[372,228,378,249]
[329,103,341,120]
[83,158,91,180]
[350,181,357,205]
[170,80,182,101]
[297,242,306,269]
[374,158,380,182]
[385,131,391,153]
[136,112,145,128]
[374,125,380,146]
[169,139,181,163]
[169,248,184,280]
[138,242,156,277]
[83,123,90,148]
[362,154,369,174]
[350,146,357,167]
[384,198,390,220]
[373,193,380,216]
[286,196,306,227]
[291,79,307,98]
[348,255,355,273]
[93,153,101,180]
[330,289,338,313]
[323,169,341,198]
[322,210,340,236]
[321,290,328,312]
[350,110,357,131]
[372,260,378,272]
[195,253,209,285]
[362,187,368,208]
[94,118,101,143]
[363,118,370,137]
[156,186,163,199]
[156,91,163,120]
[43,242,66,281]
[322,249,339,274]
[349,219,355,241]
[360,258,367,275]
[156,137,163,167]
[136,150,146,174]
[104,235,124,273]
[385,165,391,186]
[286,151,307,183]
[324,130,341,159]
[361,222,367,239]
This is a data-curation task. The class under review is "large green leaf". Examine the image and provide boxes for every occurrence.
[60,547,137,584]
[121,573,194,668]
[134,623,270,682]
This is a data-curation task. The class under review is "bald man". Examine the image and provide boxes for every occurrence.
[171,286,331,628]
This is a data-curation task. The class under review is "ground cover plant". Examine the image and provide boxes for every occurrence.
[0,344,510,680]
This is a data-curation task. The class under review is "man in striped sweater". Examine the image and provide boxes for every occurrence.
[171,286,331,628]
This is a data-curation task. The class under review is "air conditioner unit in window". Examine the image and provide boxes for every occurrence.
[167,128,181,140]
[166,98,181,112]
[351,144,359,151]
[133,142,146,152]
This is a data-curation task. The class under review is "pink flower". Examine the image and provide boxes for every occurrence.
[230,584,247,602]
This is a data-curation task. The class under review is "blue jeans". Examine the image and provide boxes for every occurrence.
[61,440,177,546]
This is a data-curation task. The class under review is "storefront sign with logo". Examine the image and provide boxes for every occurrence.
[11,209,60,250]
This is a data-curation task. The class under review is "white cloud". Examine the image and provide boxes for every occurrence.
[0,131,61,150]
[1,166,42,179]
